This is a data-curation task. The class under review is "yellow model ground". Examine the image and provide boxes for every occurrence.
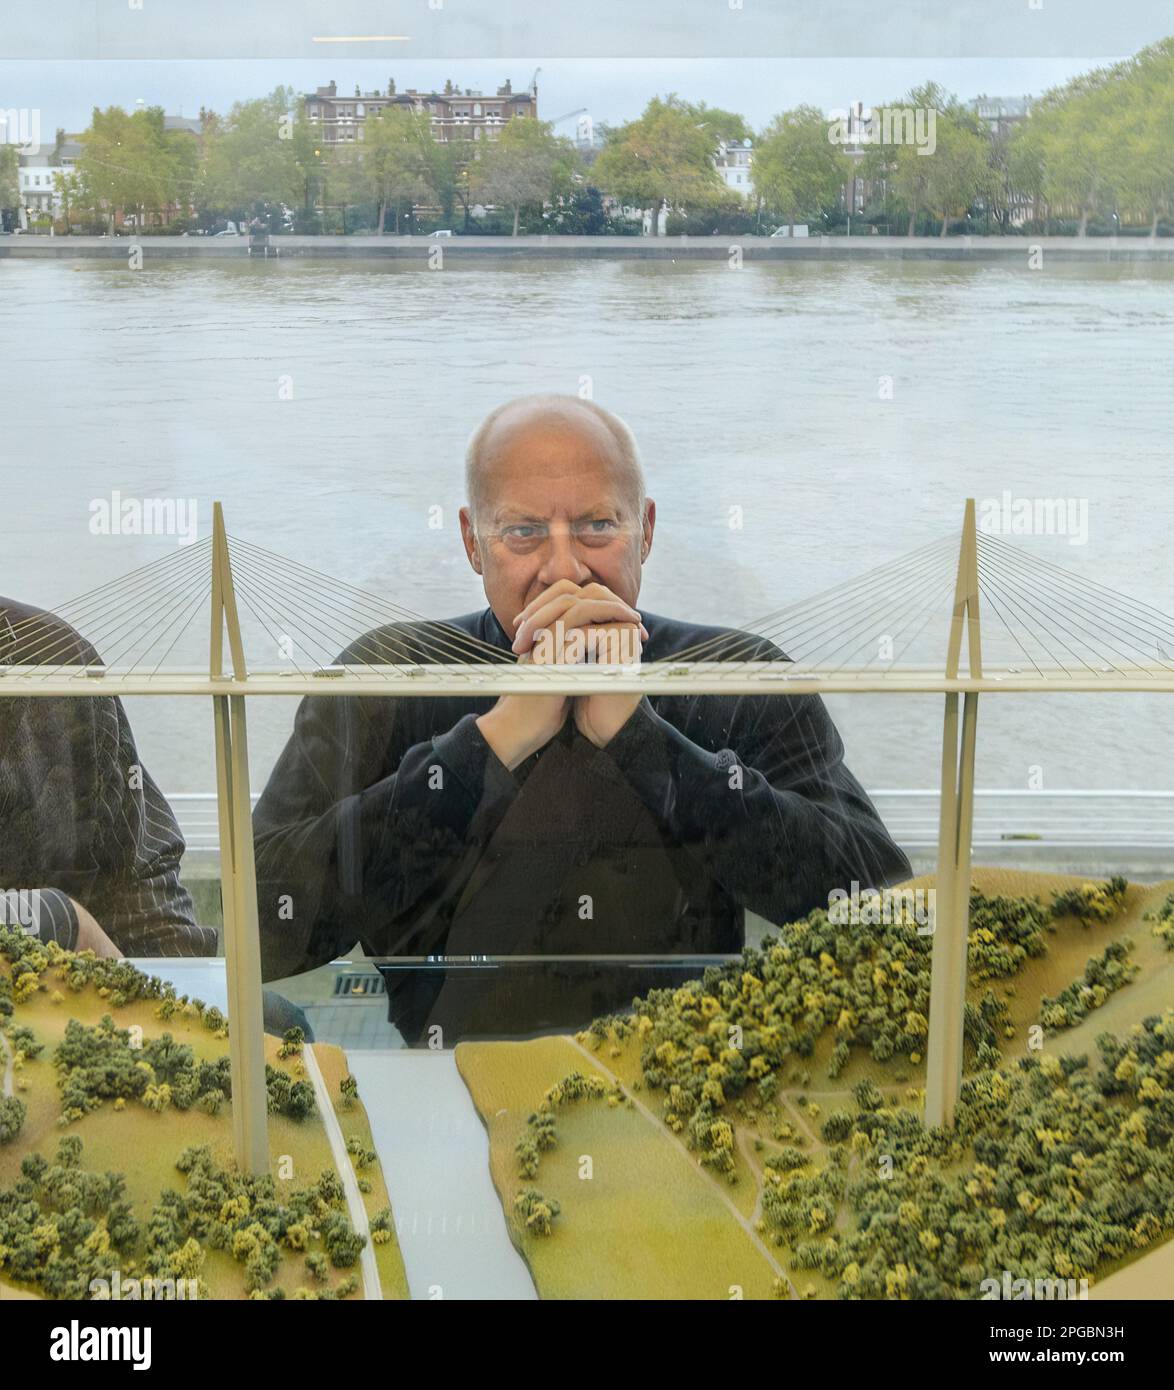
[456,1036,784,1299]
[0,950,409,1301]
[456,869,1174,1301]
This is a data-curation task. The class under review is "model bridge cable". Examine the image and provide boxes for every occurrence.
[0,533,522,682]
[657,533,962,672]
[6,525,1173,685]
[660,533,1174,679]
[2,501,1173,1164]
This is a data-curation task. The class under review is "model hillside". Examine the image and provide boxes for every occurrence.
[457,869,1174,1300]
[0,928,409,1300]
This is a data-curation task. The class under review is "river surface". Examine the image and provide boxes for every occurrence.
[3,256,1173,805]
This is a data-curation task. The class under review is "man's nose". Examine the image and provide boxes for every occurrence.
[536,529,593,587]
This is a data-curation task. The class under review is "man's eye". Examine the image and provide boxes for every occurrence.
[505,526,541,540]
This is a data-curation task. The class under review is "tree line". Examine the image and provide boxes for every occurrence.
[11,36,1173,237]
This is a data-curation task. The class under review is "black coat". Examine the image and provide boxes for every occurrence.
[253,608,911,1042]
[0,596,213,955]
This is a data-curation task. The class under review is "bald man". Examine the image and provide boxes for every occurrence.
[253,395,910,1043]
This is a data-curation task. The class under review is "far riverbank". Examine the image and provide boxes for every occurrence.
[4,233,1174,262]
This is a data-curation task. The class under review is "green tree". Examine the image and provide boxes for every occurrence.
[592,95,726,236]
[320,140,369,233]
[200,87,314,220]
[358,107,436,233]
[1105,39,1174,235]
[922,108,990,236]
[753,105,849,234]
[682,102,753,146]
[470,117,578,235]
[0,145,21,228]
[75,105,195,231]
[322,1211,365,1267]
[859,84,988,236]
[1011,68,1120,235]
[0,1095,26,1144]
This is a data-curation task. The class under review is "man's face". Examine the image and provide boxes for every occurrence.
[459,411,655,636]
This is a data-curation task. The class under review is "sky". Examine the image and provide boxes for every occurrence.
[2,1,1168,138]
[2,0,1167,62]
[0,55,1141,138]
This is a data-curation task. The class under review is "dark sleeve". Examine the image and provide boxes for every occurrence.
[0,888,79,950]
[252,696,519,982]
[82,698,215,957]
[600,690,912,930]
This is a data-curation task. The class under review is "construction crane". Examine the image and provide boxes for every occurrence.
[547,107,588,126]
[547,108,593,151]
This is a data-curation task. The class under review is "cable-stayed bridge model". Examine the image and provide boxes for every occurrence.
[3,501,1172,1170]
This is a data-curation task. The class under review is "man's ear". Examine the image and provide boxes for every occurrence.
[459,506,483,575]
[641,498,656,562]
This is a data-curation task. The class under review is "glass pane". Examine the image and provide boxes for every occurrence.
[2,4,1171,1315]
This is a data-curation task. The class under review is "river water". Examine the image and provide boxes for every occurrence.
[3,255,1173,807]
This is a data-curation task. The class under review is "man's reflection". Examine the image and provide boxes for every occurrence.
[254,395,911,1043]
[0,596,215,957]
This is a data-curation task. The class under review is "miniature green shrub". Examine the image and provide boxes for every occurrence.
[1051,875,1129,924]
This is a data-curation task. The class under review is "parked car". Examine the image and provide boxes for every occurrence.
[429,229,454,238]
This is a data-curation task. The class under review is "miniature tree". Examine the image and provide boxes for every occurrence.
[0,1095,26,1144]
[513,1189,561,1236]
[369,1208,395,1245]
[7,1025,42,1060]
[322,1212,366,1267]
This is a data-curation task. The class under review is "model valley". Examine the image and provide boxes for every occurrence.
[456,869,1174,1300]
[0,930,409,1301]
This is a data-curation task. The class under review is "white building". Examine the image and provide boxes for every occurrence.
[715,138,753,198]
[15,138,81,226]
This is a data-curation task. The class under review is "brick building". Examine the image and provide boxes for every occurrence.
[304,76,538,146]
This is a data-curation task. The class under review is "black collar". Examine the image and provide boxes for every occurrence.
[483,607,515,653]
